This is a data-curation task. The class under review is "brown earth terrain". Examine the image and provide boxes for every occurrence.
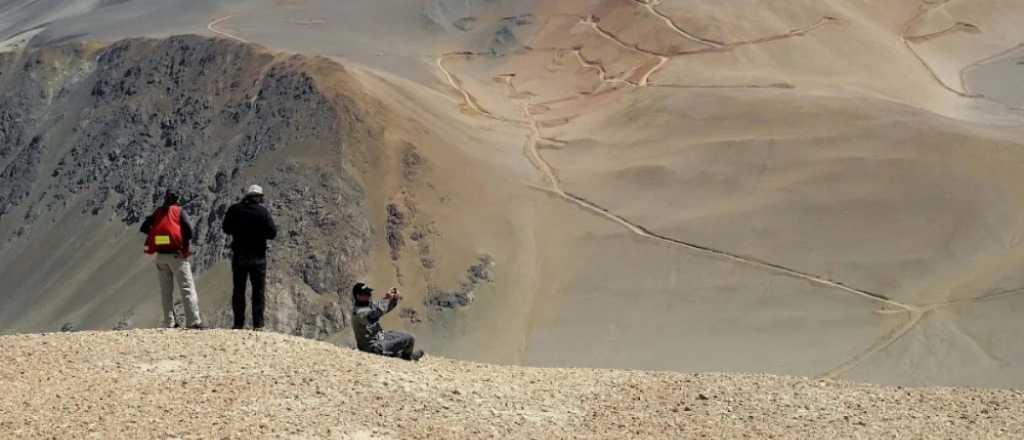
[3,330,1024,439]
[4,3,1024,439]
[2,0,1024,393]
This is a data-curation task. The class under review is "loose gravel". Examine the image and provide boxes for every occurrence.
[1,330,1023,439]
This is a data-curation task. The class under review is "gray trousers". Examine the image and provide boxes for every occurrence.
[155,253,202,327]
[378,331,416,360]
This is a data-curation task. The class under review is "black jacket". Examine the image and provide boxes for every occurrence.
[140,203,195,252]
[351,298,399,353]
[222,196,277,260]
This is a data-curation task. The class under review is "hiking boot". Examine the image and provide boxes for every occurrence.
[253,326,265,332]
[187,323,208,330]
[410,350,425,362]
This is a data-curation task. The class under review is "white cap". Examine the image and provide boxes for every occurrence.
[245,184,263,196]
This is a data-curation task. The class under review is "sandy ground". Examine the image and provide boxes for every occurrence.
[3,330,1024,439]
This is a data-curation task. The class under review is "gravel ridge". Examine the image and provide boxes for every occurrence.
[1,330,1023,439]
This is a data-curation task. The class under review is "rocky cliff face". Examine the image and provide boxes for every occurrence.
[0,36,374,338]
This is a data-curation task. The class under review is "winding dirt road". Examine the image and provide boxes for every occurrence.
[437,52,526,125]
[207,16,248,43]
[581,12,835,86]
[650,82,794,89]
[900,4,975,97]
[590,12,837,56]
[433,0,1024,380]
[569,48,638,86]
[725,16,838,48]
[521,95,946,381]
[904,21,978,43]
[632,0,723,48]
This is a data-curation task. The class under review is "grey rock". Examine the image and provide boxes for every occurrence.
[0,36,373,339]
[425,255,495,310]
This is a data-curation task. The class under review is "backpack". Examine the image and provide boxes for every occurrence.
[144,205,184,254]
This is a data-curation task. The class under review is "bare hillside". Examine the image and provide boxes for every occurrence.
[2,0,1024,389]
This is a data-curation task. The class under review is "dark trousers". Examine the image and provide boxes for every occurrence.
[379,331,416,360]
[231,257,266,329]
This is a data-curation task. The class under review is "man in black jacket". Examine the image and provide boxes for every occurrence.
[222,184,277,330]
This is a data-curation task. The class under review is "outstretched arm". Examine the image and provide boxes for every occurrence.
[376,299,399,315]
[378,288,401,314]
[360,289,402,324]
[361,301,395,323]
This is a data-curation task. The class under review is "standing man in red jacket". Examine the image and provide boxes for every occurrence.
[222,184,277,330]
[141,190,204,329]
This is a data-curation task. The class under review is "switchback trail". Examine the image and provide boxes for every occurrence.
[520,101,936,380]
[581,11,836,86]
[433,0,1024,380]
[208,16,248,43]
[632,0,724,48]
[587,12,838,57]
[520,104,914,313]
[437,52,527,125]
[650,82,794,89]
[723,16,839,48]
[570,48,639,86]
[436,45,903,314]
[904,21,978,43]
[900,3,974,97]
[923,286,1024,310]
[823,283,1024,378]
[822,310,927,379]
[638,56,669,86]
[437,6,917,380]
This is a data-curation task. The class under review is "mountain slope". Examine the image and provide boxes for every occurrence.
[3,0,1024,388]
[0,36,375,336]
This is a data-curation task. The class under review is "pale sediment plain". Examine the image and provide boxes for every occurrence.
[1,0,1024,399]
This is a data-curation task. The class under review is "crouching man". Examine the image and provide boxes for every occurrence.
[351,283,424,361]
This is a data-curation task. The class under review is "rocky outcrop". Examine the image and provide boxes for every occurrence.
[0,36,373,337]
[425,255,495,310]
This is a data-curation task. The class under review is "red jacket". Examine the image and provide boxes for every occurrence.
[141,204,194,255]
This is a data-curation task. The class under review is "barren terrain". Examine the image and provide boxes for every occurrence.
[4,330,1024,439]
[2,0,1024,390]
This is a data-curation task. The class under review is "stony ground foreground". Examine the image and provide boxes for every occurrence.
[1,330,1023,439]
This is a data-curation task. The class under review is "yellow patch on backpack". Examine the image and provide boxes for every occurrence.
[154,235,171,245]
